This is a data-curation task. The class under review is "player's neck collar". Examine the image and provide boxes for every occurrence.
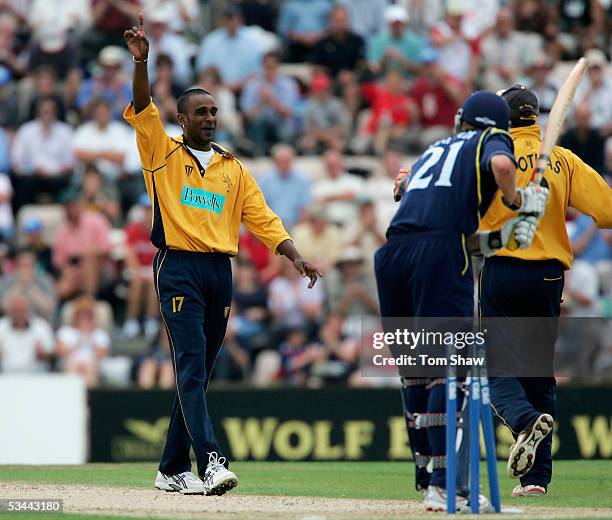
[510,125,541,139]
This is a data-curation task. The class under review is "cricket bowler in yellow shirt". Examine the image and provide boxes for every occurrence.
[123,14,322,496]
[478,85,612,498]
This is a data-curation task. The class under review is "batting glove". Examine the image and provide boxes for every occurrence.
[510,215,538,249]
[479,216,538,257]
[393,167,411,202]
[503,186,549,218]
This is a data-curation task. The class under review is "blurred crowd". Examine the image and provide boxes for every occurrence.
[0,0,610,387]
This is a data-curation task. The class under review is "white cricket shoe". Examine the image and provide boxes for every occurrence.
[423,486,491,513]
[154,471,205,494]
[202,452,238,496]
[508,414,554,479]
[512,484,547,497]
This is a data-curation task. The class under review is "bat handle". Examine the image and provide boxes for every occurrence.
[530,155,549,186]
[506,235,519,251]
[529,169,544,186]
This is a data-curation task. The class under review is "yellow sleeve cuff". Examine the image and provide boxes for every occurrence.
[271,234,292,255]
[123,98,158,129]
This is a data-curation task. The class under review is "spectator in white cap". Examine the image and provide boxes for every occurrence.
[146,8,192,88]
[575,49,612,137]
[367,4,423,79]
[76,45,131,119]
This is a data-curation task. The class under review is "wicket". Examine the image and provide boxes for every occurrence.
[445,346,501,514]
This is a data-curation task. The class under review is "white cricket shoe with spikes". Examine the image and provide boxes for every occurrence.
[154,471,205,494]
[512,484,547,497]
[508,414,554,479]
[423,486,492,513]
[202,452,238,496]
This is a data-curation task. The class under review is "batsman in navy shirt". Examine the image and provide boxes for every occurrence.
[374,91,545,510]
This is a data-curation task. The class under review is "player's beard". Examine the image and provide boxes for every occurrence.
[185,123,215,149]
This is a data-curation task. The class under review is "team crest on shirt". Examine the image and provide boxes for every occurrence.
[525,140,534,149]
[222,171,233,192]
[185,165,194,176]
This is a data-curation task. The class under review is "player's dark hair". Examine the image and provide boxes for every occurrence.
[177,88,212,114]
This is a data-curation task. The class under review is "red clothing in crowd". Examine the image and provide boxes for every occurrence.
[239,231,271,270]
[92,0,139,32]
[124,222,157,268]
[409,75,461,129]
[363,83,414,134]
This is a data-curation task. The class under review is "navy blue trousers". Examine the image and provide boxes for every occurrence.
[374,233,473,319]
[375,232,473,490]
[480,256,564,487]
[153,248,232,477]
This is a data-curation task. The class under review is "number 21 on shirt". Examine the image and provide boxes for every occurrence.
[406,141,465,192]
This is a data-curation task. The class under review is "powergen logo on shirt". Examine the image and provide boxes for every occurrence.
[180,185,225,214]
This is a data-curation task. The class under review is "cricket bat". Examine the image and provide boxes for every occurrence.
[529,57,588,186]
[505,57,587,251]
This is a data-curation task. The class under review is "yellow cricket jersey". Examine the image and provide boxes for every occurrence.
[124,100,290,255]
[479,124,612,268]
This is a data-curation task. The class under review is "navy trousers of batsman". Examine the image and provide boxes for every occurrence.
[375,233,473,490]
[153,248,232,477]
[480,256,564,489]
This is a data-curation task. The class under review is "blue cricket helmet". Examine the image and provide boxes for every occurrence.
[458,90,510,131]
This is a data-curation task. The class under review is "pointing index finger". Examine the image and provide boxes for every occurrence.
[307,273,317,289]
[138,13,144,32]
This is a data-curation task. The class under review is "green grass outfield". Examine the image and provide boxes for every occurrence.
[0,460,611,519]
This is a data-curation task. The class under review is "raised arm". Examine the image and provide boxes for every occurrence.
[124,13,150,114]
